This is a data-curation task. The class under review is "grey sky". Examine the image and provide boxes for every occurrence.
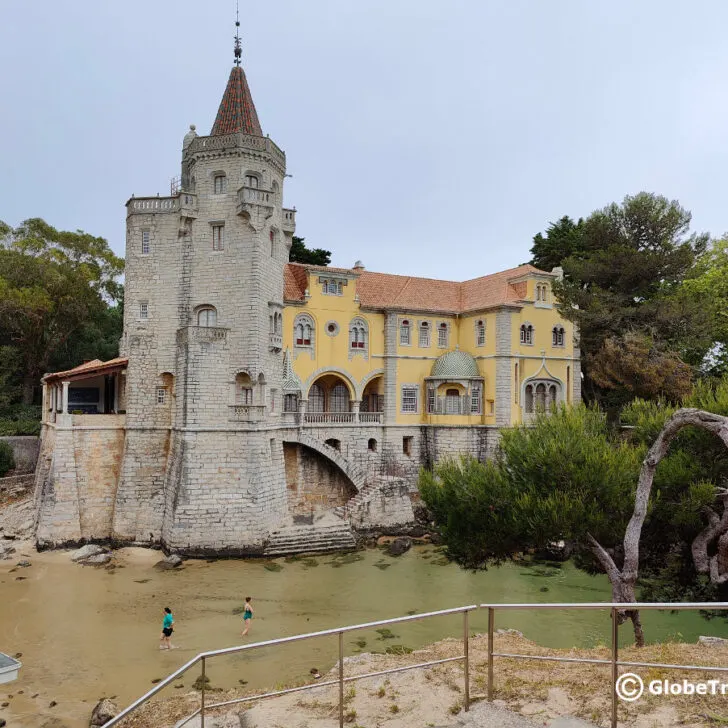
[1,1,727,280]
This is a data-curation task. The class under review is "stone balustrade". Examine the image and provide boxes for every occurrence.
[358,412,382,424]
[177,326,229,345]
[186,133,286,171]
[228,404,267,423]
[128,196,178,214]
[303,412,356,424]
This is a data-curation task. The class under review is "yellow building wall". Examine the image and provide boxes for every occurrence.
[283,271,575,426]
[283,279,385,399]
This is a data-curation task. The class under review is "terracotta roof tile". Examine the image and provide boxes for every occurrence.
[284,263,552,314]
[211,66,262,137]
[44,357,128,383]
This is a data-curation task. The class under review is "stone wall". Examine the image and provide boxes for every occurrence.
[0,436,40,474]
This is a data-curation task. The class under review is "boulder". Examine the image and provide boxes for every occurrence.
[699,635,728,647]
[85,553,112,566]
[90,697,119,726]
[70,545,106,562]
[385,537,411,557]
[154,554,183,570]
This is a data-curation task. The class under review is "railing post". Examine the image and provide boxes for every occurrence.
[201,656,206,728]
[338,631,345,728]
[611,608,618,728]
[487,607,494,701]
[463,609,470,712]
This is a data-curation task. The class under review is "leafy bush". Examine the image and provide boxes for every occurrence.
[0,441,15,477]
[0,418,41,436]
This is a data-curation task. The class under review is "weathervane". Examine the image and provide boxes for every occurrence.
[234,0,242,66]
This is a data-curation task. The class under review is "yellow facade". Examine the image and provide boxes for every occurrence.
[283,264,578,426]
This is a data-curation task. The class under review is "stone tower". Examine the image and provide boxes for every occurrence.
[113,42,296,553]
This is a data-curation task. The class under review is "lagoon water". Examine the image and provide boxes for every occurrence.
[2,544,728,727]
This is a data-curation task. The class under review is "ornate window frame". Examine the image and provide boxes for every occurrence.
[399,318,412,347]
[437,321,450,349]
[293,313,315,356]
[475,319,486,347]
[552,325,566,347]
[401,383,419,414]
[418,320,431,348]
[349,317,369,360]
[520,322,534,346]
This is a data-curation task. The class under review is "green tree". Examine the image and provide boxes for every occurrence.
[537,193,711,406]
[289,236,331,266]
[0,218,123,405]
[530,216,585,271]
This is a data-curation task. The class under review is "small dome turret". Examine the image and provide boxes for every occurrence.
[431,349,480,378]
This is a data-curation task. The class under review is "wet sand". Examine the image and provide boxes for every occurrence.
[2,544,727,727]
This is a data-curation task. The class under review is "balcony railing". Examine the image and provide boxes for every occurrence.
[229,405,266,423]
[177,326,228,345]
[128,196,178,213]
[186,132,286,170]
[427,396,479,416]
[238,186,273,204]
[269,333,283,351]
[359,412,382,424]
[304,412,356,424]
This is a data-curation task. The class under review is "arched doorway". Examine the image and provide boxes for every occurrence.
[304,373,355,423]
[361,375,383,419]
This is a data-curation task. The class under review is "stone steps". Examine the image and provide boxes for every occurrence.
[263,521,356,556]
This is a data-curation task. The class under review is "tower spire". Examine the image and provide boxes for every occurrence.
[234,0,242,67]
[210,0,263,136]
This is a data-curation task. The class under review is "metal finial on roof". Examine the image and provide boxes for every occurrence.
[234,0,242,66]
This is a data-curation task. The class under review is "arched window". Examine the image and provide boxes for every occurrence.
[244,174,259,188]
[308,384,324,412]
[368,438,377,452]
[446,388,461,414]
[284,394,298,412]
[520,324,534,345]
[197,306,217,327]
[438,322,449,348]
[475,320,485,347]
[349,317,368,352]
[525,384,534,413]
[400,319,411,346]
[235,372,253,405]
[535,383,547,410]
[294,314,314,349]
[419,321,430,348]
[213,174,227,194]
[330,384,350,413]
[549,384,558,411]
[325,438,342,451]
[275,312,282,335]
[552,326,565,347]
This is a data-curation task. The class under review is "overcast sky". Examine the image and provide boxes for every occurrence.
[1,1,727,280]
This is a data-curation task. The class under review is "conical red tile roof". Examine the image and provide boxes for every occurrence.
[211,66,262,137]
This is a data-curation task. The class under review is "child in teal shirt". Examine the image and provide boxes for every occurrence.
[160,607,174,650]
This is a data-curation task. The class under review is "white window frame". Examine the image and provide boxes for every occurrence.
[419,322,430,348]
[476,320,486,347]
[438,322,449,348]
[141,230,150,255]
[400,319,411,347]
[139,302,149,320]
[470,385,482,414]
[294,314,315,349]
[212,224,224,251]
[401,384,419,414]
[156,387,166,405]
[244,174,259,188]
[520,323,534,346]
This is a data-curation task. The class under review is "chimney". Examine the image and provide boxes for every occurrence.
[353,260,365,271]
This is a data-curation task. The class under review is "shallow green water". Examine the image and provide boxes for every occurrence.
[2,544,728,727]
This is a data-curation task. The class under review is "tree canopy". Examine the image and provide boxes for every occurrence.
[0,218,123,422]
[289,235,331,266]
[531,193,713,408]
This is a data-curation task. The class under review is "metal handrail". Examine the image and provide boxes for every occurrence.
[480,601,728,728]
[102,604,477,728]
[103,601,728,728]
